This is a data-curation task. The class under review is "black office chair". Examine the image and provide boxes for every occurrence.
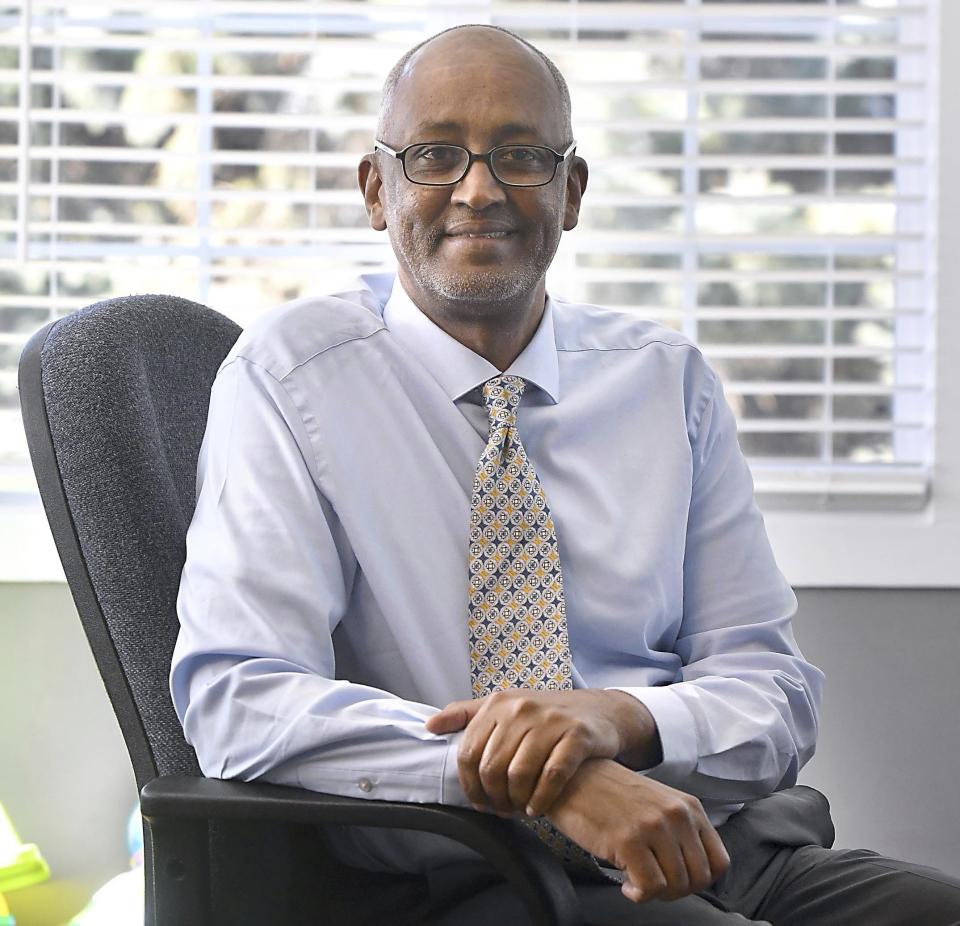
[17,293,582,926]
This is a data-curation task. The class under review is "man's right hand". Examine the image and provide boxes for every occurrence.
[543,757,730,904]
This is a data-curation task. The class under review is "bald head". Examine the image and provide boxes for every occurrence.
[375,24,572,145]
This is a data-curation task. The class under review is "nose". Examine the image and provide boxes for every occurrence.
[450,157,507,211]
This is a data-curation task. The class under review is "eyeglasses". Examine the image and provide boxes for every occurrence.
[373,139,577,188]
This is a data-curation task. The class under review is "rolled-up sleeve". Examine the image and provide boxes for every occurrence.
[610,371,824,803]
[169,354,470,808]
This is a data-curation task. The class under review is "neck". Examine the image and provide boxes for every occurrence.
[397,270,546,372]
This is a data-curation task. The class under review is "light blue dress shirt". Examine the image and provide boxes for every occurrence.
[170,271,824,874]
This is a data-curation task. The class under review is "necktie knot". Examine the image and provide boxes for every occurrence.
[482,374,526,433]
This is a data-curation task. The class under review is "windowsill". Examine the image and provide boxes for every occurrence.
[762,500,960,588]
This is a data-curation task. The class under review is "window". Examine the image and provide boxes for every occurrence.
[0,1,949,584]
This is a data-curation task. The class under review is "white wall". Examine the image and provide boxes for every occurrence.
[0,583,137,926]
[794,588,960,875]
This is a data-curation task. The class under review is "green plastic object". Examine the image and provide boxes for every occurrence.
[0,801,50,894]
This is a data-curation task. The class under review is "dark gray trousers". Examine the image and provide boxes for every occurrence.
[408,786,960,925]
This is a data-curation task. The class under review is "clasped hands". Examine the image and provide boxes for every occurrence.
[425,688,730,904]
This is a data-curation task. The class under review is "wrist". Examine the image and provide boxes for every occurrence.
[544,757,631,831]
[604,689,663,770]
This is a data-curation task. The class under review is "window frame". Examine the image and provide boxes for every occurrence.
[752,0,954,587]
[1,1,955,587]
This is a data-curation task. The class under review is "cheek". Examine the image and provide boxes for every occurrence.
[522,192,564,232]
[395,189,448,230]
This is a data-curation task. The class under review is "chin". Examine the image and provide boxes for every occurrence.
[419,266,539,305]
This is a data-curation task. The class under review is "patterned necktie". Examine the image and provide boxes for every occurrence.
[467,374,617,883]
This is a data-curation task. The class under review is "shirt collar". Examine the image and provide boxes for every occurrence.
[381,273,560,405]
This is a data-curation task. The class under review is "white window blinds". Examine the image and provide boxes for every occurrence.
[0,1,939,508]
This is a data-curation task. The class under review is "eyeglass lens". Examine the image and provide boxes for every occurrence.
[404,144,556,185]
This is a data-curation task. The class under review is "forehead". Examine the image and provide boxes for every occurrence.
[387,32,565,146]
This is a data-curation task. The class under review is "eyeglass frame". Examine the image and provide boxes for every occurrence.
[373,139,578,188]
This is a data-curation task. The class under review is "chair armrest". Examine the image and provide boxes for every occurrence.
[140,775,584,926]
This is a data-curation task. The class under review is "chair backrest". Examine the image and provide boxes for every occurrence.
[18,294,241,791]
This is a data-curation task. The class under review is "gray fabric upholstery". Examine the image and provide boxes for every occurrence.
[40,293,240,780]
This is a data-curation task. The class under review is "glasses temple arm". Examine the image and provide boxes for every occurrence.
[373,141,400,158]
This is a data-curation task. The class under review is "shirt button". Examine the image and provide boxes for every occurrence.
[358,778,373,793]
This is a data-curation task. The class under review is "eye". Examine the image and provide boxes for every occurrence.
[496,147,554,172]
[502,146,539,161]
[411,145,460,163]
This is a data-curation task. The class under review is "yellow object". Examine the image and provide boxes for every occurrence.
[0,801,50,894]
[1,885,16,925]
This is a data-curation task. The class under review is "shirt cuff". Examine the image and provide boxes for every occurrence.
[604,685,699,781]
[439,728,472,808]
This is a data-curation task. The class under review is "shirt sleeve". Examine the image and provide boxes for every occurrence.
[608,370,825,803]
[169,354,471,808]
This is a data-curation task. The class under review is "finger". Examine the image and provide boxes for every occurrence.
[524,731,586,817]
[699,824,731,883]
[457,713,498,809]
[478,722,534,813]
[505,727,557,812]
[621,877,645,905]
[648,827,691,901]
[426,698,484,735]
[678,832,714,894]
[621,846,668,904]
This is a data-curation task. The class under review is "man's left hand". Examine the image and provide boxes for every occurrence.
[425,688,662,817]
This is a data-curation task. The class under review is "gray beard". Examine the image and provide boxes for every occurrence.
[389,212,555,310]
[413,259,539,306]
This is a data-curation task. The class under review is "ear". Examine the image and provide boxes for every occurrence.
[358,153,387,232]
[562,155,588,232]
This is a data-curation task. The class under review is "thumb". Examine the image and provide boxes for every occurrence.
[425,699,482,734]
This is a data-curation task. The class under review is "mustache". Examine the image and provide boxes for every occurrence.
[441,210,522,235]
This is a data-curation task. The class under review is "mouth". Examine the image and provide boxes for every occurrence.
[443,231,519,252]
[444,223,518,240]
[446,231,515,239]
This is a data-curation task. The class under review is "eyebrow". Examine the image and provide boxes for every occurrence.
[408,121,549,143]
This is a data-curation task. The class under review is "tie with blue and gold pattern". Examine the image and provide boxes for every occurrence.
[468,373,616,882]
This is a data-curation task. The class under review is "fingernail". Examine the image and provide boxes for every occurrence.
[526,805,536,817]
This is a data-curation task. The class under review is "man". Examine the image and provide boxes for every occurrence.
[170,23,960,925]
